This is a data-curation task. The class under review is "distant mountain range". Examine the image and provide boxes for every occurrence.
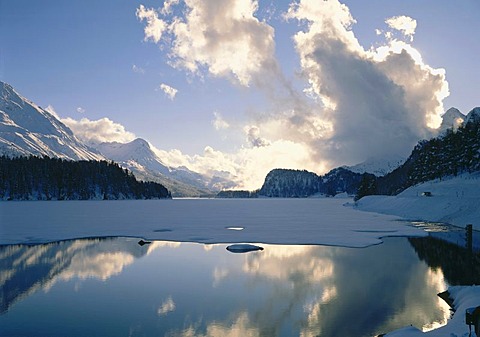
[218,107,480,199]
[95,138,236,197]
[1,80,476,199]
[0,81,234,197]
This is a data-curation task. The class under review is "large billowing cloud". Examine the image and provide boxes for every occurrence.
[137,0,277,86]
[152,139,318,190]
[135,0,451,189]
[272,0,449,166]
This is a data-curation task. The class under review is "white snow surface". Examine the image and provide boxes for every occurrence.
[3,174,480,336]
[96,138,172,175]
[0,198,425,247]
[95,138,236,193]
[357,172,480,230]
[0,81,104,161]
[345,154,405,176]
[438,107,465,133]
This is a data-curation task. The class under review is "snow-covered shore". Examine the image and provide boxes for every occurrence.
[356,173,480,337]
[357,173,480,230]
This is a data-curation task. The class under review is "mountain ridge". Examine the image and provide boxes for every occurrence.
[0,81,104,161]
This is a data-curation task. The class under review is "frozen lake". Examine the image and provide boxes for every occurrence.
[0,236,458,337]
[2,198,478,336]
[0,198,425,246]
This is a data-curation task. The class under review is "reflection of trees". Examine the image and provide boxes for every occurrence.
[409,236,480,285]
[0,238,150,314]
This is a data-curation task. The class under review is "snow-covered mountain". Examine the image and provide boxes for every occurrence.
[96,138,236,197]
[347,107,469,176]
[96,139,171,175]
[345,155,406,177]
[439,107,465,133]
[0,81,103,160]
[465,107,480,125]
[0,81,234,197]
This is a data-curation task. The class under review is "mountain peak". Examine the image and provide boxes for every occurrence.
[130,137,150,148]
[439,107,465,132]
[465,107,480,125]
[0,81,103,160]
[345,155,405,177]
[96,138,170,175]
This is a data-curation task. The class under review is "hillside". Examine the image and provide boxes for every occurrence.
[96,139,215,197]
[0,156,171,200]
[0,81,235,197]
[356,172,480,230]
[217,167,370,198]
[0,81,103,161]
[356,107,480,200]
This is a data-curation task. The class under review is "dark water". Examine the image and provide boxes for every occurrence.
[1,233,476,337]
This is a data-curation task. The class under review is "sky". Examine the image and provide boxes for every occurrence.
[1,0,479,189]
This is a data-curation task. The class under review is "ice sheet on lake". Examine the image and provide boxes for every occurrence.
[0,198,425,247]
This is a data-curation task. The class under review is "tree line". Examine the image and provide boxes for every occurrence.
[355,117,480,200]
[0,156,171,200]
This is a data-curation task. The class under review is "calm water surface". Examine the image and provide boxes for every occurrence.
[2,233,472,337]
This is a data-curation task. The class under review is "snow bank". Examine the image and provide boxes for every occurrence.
[357,173,480,230]
[386,286,480,337]
[0,198,425,247]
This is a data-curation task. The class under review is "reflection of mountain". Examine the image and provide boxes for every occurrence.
[0,238,150,314]
[409,235,480,285]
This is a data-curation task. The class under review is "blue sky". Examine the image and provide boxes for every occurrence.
[1,0,479,188]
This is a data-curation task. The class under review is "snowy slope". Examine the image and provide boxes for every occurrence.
[96,139,171,175]
[96,138,236,196]
[0,81,103,160]
[356,172,480,230]
[347,107,469,177]
[465,107,480,125]
[438,107,465,133]
[345,155,406,176]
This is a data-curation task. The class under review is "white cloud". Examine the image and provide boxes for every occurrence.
[136,0,277,87]
[385,15,417,41]
[272,0,449,166]
[244,125,270,147]
[44,105,60,119]
[212,111,230,130]
[61,117,136,145]
[76,107,86,114]
[136,4,167,43]
[158,83,178,100]
[153,140,319,190]
[132,64,145,74]
[131,0,452,189]
[161,0,180,15]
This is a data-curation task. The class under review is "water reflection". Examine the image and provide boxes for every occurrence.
[0,237,152,314]
[0,237,456,337]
